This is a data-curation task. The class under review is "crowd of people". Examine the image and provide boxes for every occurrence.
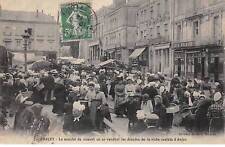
[0,61,224,137]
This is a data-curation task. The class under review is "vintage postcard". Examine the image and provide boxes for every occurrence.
[0,0,225,144]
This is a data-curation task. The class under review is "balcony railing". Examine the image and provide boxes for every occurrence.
[173,41,195,48]
[136,36,170,47]
[173,38,223,49]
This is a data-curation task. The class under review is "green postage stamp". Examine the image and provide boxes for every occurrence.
[60,2,92,41]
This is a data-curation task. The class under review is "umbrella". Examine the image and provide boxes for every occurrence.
[31,60,52,71]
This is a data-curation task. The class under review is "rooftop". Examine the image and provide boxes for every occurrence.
[0,9,56,23]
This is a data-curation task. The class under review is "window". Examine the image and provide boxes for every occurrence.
[141,31,144,39]
[157,3,160,16]
[193,21,199,38]
[4,41,12,49]
[157,26,160,37]
[150,28,153,38]
[106,37,108,45]
[144,30,147,39]
[144,9,147,16]
[3,26,12,36]
[118,33,121,44]
[37,39,44,43]
[213,16,220,38]
[164,24,168,38]
[165,0,169,13]
[16,39,22,47]
[150,6,154,18]
[177,24,182,41]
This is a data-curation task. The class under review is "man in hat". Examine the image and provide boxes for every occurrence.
[207,92,224,135]
[52,75,67,116]
[98,69,108,97]
[170,74,180,93]
[40,72,55,104]
[98,69,106,83]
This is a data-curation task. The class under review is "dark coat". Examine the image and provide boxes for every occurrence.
[52,83,67,114]
[127,93,142,122]
[40,75,55,90]
[109,81,116,98]
[142,86,158,108]
[154,103,167,129]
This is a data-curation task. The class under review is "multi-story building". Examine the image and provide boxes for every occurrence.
[173,0,225,81]
[88,6,107,64]
[0,8,60,59]
[89,0,141,65]
[134,0,172,74]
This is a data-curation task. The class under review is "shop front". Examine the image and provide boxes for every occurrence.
[152,43,171,75]
[174,45,224,82]
[129,47,149,72]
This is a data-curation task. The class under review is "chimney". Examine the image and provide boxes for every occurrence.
[36,9,39,17]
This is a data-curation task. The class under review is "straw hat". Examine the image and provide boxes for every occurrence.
[214,92,222,102]
[149,82,156,87]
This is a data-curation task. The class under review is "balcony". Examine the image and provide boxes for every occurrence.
[136,36,170,47]
[173,37,223,49]
[173,41,195,48]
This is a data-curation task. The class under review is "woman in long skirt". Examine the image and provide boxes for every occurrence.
[86,83,107,130]
[85,82,97,129]
[114,77,126,117]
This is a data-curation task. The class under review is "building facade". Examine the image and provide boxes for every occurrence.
[134,0,173,74]
[0,8,60,59]
[173,0,225,81]
[88,0,141,65]
[88,6,107,64]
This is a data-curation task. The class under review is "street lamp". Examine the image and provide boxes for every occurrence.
[21,29,31,72]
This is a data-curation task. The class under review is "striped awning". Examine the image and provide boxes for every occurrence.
[129,48,146,59]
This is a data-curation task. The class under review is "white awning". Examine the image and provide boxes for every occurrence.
[96,59,115,68]
[71,59,86,65]
[129,48,146,59]
[58,57,74,60]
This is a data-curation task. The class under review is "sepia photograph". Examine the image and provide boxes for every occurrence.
[0,0,225,144]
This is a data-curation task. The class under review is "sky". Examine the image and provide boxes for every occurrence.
[0,0,112,18]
